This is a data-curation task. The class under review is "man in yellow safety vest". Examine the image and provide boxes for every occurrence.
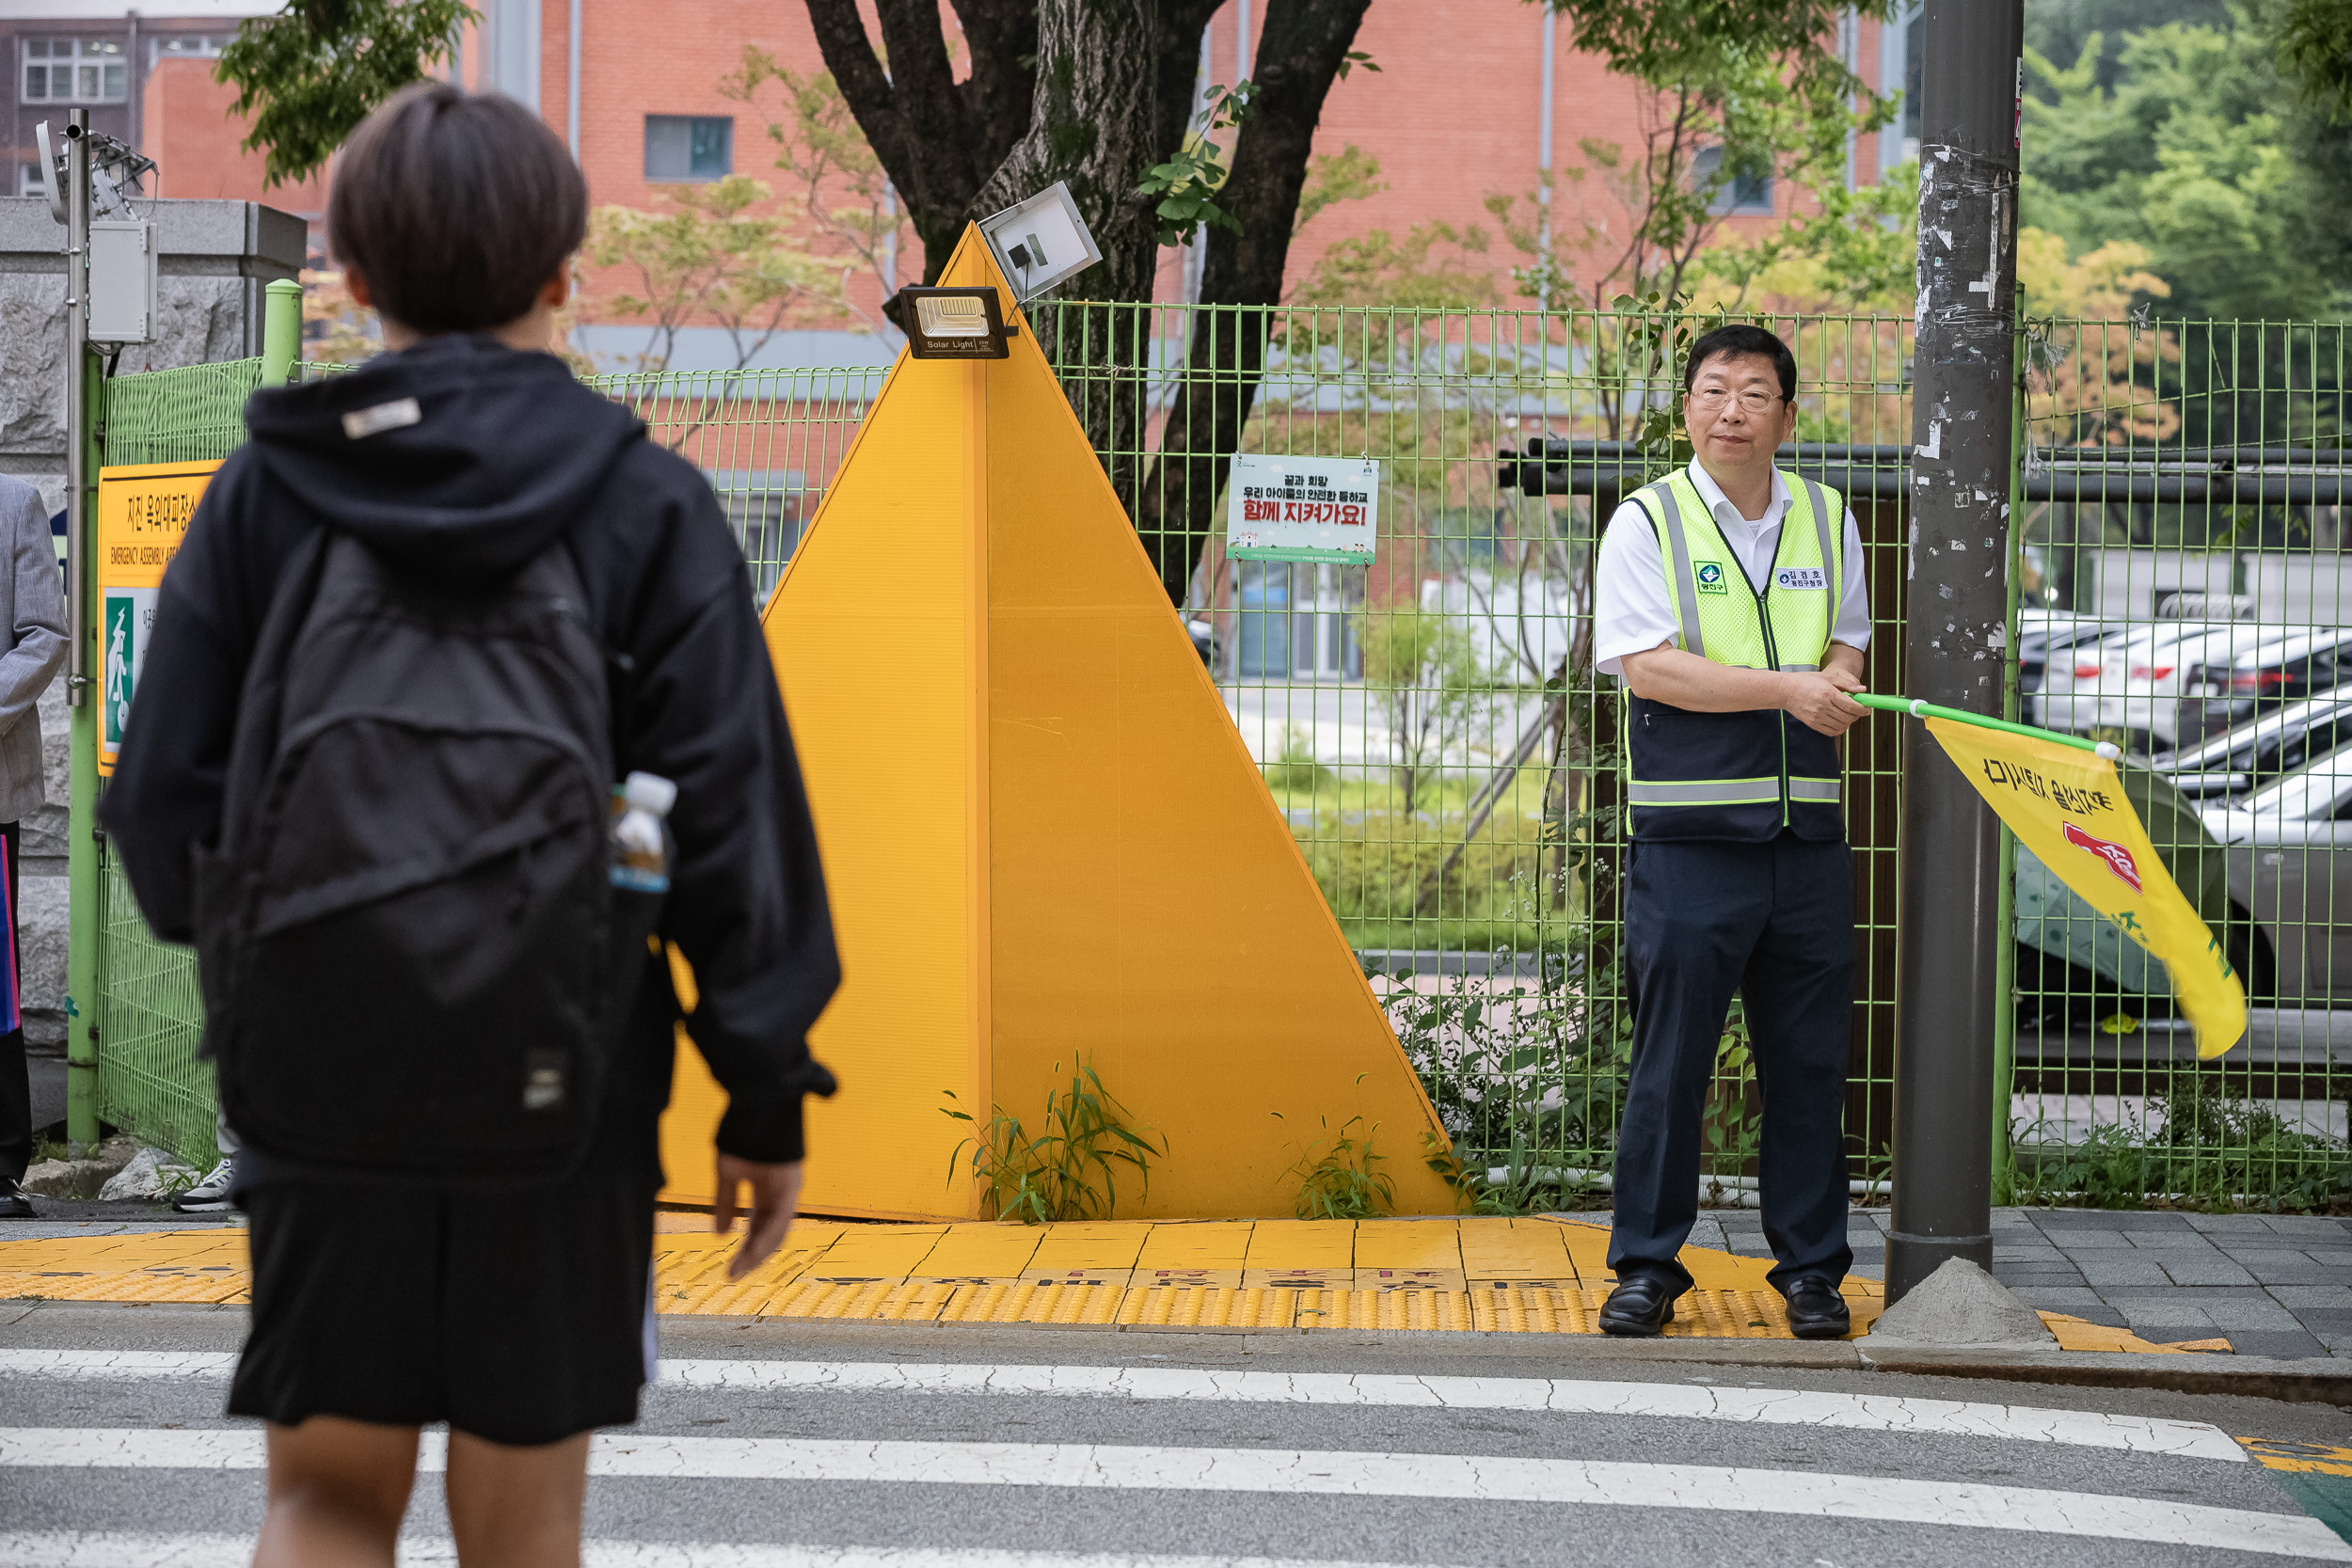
[1591,324,1870,1339]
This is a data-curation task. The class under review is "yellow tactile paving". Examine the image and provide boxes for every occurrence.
[2240,1438,2352,1476]
[1459,1216,1576,1283]
[0,1215,2205,1352]
[908,1223,1045,1283]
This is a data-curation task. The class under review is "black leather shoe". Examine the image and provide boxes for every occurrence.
[1598,1274,1680,1337]
[1784,1275,1851,1339]
[0,1178,31,1219]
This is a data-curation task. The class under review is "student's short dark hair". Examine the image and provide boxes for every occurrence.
[1683,324,1797,403]
[328,82,586,334]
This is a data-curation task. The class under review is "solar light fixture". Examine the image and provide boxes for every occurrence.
[886,285,1016,359]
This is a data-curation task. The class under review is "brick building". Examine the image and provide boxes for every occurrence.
[11,1,1930,367]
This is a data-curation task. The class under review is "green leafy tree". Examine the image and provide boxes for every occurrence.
[582,176,843,372]
[721,47,914,334]
[2273,0,2352,119]
[2023,22,2339,319]
[1688,165,1918,313]
[1496,0,1895,310]
[1357,604,1490,819]
[216,0,475,187]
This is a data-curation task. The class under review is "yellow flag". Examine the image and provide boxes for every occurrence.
[1925,717,2248,1059]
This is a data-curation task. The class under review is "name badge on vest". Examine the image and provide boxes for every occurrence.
[1774,566,1827,592]
[1695,562,1729,595]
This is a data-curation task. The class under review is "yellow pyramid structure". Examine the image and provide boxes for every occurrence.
[658,227,1454,1220]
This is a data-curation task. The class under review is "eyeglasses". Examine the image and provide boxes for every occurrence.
[1688,388,1784,414]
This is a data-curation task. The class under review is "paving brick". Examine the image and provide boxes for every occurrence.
[2315,1330,2352,1352]
[2115,1301,2217,1328]
[2052,1232,2138,1250]
[2262,1216,2352,1240]
[1993,1245,2067,1262]
[2159,1257,2257,1286]
[2306,1249,2352,1266]
[1996,1277,2088,1296]
[2066,1211,2195,1230]
[2224,1253,2352,1286]
[2218,1329,2331,1360]
[2074,1257,2173,1286]
[2008,1287,2107,1312]
[2290,1307,2352,1331]
[2186,1213,2278,1233]
[2267,1285,2352,1309]
[2123,1230,2223,1250]
[2193,1297,2308,1331]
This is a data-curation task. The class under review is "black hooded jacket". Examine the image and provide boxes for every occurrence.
[99,335,840,1174]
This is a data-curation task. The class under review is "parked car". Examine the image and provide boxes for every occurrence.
[2175,626,2352,740]
[2201,752,2352,1004]
[2153,691,2352,800]
[2016,616,2127,728]
[2036,622,2265,752]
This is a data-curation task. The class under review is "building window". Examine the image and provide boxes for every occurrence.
[152,35,227,66]
[644,116,732,182]
[1692,146,1773,215]
[24,38,128,104]
[1881,2,1925,173]
[18,164,48,198]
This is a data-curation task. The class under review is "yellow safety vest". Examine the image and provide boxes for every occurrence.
[1620,467,1851,843]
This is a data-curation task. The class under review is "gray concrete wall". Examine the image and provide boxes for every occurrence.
[0,196,304,515]
[0,196,301,1057]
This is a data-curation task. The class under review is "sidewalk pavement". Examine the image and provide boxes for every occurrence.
[8,1204,2346,1357]
[1660,1207,2352,1360]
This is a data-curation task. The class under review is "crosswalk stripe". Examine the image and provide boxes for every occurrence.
[0,1352,2248,1464]
[650,1358,2249,1462]
[0,1429,2338,1559]
[0,1535,1445,1568]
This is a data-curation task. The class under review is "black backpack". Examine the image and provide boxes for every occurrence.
[193,526,658,1182]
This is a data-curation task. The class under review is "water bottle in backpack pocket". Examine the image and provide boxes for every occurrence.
[196,529,659,1184]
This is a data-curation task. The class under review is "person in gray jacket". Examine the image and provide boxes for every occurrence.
[0,476,66,1217]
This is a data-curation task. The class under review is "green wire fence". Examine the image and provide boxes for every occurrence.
[81,302,2352,1211]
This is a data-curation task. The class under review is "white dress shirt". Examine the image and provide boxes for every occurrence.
[1593,459,1871,679]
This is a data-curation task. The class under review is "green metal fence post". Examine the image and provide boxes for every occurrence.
[261,277,301,386]
[65,345,101,1152]
[1990,316,2026,1197]
[62,109,99,1155]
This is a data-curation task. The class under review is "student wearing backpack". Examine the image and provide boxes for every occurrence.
[101,84,838,1567]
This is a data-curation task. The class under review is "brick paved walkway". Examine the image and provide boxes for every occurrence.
[1651,1207,2352,1360]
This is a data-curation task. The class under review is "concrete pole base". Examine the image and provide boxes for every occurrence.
[1885,1229,1994,1304]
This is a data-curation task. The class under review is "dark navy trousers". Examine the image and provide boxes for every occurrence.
[1606,831,1855,1295]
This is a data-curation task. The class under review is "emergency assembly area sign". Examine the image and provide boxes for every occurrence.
[1225,453,1379,564]
[94,461,216,776]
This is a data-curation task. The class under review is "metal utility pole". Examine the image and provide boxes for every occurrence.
[1886,0,2024,1304]
[60,109,100,1153]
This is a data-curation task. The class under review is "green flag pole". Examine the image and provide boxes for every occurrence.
[1852,692,2121,759]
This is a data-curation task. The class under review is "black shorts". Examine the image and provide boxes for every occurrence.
[229,1169,659,1446]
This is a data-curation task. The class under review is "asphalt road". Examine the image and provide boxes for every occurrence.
[4,1306,2351,1566]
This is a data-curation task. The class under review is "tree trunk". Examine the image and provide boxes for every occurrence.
[803,0,1038,282]
[1135,0,1374,605]
[973,0,1217,505]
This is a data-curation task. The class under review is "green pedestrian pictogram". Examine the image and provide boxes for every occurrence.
[103,594,135,748]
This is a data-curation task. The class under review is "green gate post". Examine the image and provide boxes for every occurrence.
[1990,320,2028,1196]
[261,277,301,387]
[64,346,100,1152]
[62,108,99,1154]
